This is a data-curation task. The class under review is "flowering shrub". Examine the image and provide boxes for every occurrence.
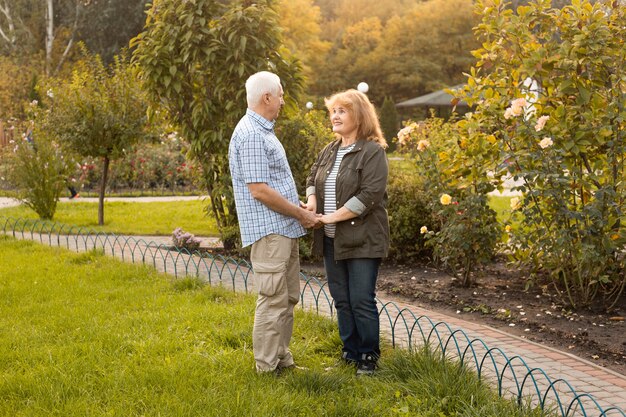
[7,127,71,220]
[398,116,501,285]
[172,227,202,252]
[76,132,201,194]
[461,0,626,308]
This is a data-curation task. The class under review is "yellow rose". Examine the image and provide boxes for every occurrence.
[440,194,452,205]
[510,197,520,210]
[505,225,512,233]
[420,226,428,234]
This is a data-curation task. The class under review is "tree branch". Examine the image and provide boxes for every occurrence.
[53,1,82,76]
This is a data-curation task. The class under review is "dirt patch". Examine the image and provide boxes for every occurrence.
[303,260,626,375]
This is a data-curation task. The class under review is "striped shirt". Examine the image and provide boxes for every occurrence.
[228,109,306,247]
[324,143,355,237]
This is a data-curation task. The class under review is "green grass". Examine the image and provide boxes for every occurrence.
[0,236,548,416]
[0,200,219,236]
[488,195,513,224]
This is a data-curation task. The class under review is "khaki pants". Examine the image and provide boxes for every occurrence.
[250,234,301,372]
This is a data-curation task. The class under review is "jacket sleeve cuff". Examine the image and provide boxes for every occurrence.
[344,196,366,216]
[306,186,316,198]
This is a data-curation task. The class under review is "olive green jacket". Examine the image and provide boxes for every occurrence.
[306,138,390,260]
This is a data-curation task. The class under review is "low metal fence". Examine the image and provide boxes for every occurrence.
[1,216,624,417]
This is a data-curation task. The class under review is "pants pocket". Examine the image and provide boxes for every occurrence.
[253,261,286,297]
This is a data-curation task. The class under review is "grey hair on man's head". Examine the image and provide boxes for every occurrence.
[245,71,281,107]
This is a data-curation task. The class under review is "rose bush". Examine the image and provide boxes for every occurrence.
[461,0,626,308]
[398,116,501,286]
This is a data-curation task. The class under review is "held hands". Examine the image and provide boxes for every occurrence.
[299,195,323,229]
[298,208,323,229]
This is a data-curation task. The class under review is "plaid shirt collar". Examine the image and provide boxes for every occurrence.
[246,108,275,131]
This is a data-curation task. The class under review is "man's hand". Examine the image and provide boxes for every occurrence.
[298,207,322,229]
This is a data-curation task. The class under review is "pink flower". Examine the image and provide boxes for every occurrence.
[535,115,549,132]
[539,137,553,149]
[417,140,430,151]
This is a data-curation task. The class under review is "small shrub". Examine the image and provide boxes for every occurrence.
[172,227,202,252]
[387,170,434,262]
[6,124,71,220]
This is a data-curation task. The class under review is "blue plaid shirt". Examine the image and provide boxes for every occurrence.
[228,109,306,247]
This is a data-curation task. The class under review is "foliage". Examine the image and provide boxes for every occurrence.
[379,96,399,152]
[0,236,547,417]
[5,125,70,220]
[386,170,435,262]
[78,0,149,63]
[132,0,304,249]
[171,227,202,252]
[398,117,501,286]
[276,108,334,196]
[76,133,201,194]
[42,48,151,225]
[0,55,41,121]
[276,0,331,86]
[310,0,479,104]
[275,108,334,259]
[0,200,219,236]
[462,0,626,308]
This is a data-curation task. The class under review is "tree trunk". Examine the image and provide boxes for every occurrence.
[98,155,110,226]
[45,0,54,76]
[0,1,16,49]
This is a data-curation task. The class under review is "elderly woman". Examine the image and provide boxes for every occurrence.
[304,89,389,375]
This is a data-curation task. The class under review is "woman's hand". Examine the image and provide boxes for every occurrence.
[320,214,335,224]
[301,195,317,213]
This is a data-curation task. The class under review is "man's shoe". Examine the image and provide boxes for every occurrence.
[275,363,307,376]
[356,354,377,376]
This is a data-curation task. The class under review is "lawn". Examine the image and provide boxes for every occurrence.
[0,236,545,416]
[0,200,219,236]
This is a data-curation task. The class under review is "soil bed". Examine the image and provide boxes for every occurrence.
[303,260,626,375]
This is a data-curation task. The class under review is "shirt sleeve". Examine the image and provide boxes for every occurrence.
[240,132,269,184]
[351,145,388,218]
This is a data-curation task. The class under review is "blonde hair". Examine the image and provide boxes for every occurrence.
[324,89,387,148]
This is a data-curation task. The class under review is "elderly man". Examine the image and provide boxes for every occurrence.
[228,71,319,374]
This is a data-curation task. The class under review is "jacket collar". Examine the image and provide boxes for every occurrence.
[330,138,366,153]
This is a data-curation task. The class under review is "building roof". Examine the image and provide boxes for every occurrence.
[396,84,468,108]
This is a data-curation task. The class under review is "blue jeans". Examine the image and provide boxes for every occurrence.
[323,236,381,362]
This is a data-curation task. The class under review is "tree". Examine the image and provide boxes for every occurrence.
[78,0,149,63]
[309,0,478,104]
[132,0,303,247]
[277,0,331,86]
[43,50,151,225]
[379,96,399,151]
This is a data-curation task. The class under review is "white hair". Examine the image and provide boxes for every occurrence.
[245,71,281,107]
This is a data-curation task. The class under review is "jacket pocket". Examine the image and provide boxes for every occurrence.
[342,218,366,248]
